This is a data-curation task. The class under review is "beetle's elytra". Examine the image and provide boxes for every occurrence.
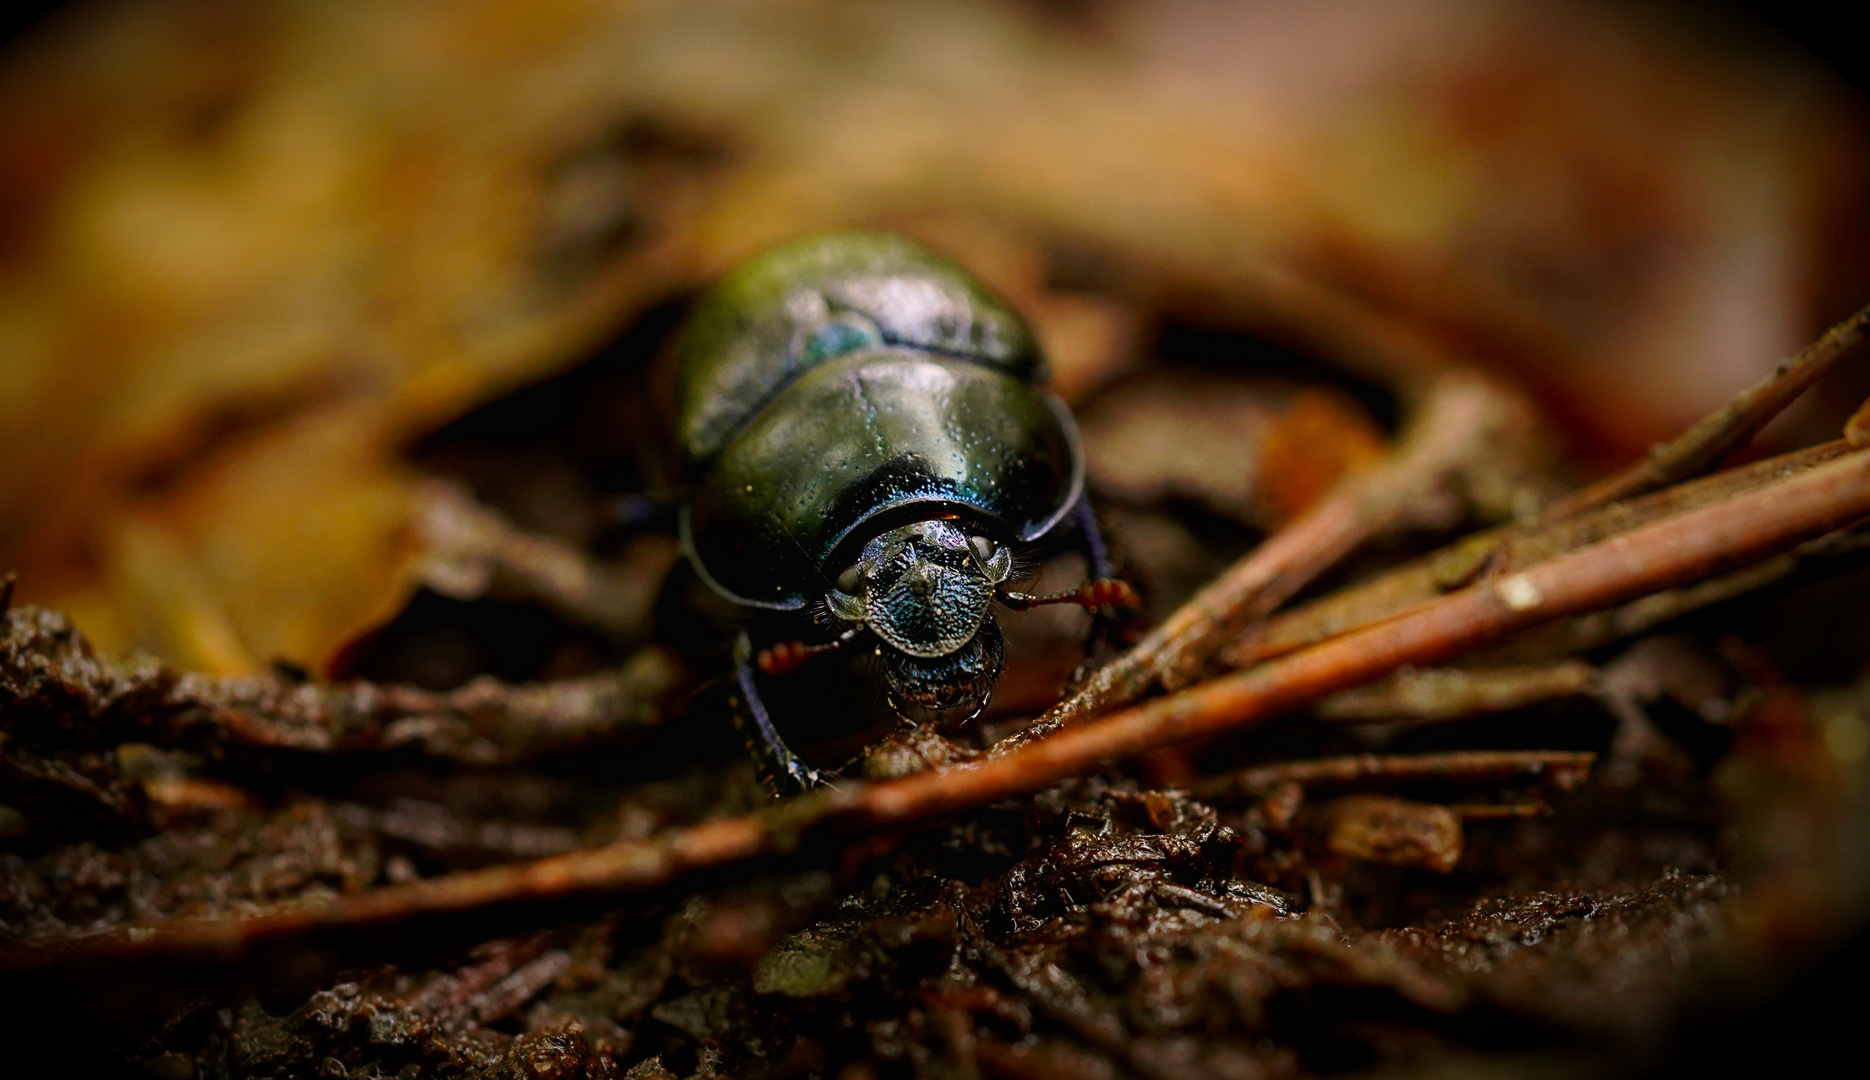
[674,230,1130,791]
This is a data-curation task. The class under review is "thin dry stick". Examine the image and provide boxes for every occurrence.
[1191,750,1596,802]
[14,444,1870,967]
[176,650,682,764]
[1537,300,1870,522]
[1472,525,1870,666]
[0,605,683,766]
[1000,371,1531,749]
[1226,440,1854,670]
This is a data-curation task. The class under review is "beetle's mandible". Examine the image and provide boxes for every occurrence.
[674,230,1133,791]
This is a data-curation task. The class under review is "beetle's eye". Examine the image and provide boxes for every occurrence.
[836,565,863,594]
[968,536,997,564]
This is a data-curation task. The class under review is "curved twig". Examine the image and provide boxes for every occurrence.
[0,608,683,766]
[1226,440,1854,670]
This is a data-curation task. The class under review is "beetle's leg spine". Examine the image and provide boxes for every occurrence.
[734,631,830,795]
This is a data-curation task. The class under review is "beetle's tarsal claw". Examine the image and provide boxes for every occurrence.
[732,696,829,795]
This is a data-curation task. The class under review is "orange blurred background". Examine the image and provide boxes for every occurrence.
[1,0,1866,677]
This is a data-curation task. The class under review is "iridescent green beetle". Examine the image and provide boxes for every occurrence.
[675,230,1133,791]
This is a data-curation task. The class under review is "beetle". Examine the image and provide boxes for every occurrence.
[674,230,1134,791]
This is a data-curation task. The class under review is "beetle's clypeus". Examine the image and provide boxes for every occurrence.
[675,230,1133,792]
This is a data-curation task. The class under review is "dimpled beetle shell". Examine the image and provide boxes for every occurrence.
[677,230,1084,609]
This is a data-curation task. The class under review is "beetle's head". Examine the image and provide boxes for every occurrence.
[826,519,1014,725]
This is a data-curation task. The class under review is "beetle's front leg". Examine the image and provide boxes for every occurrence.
[755,626,860,675]
[733,630,831,795]
[998,578,1139,613]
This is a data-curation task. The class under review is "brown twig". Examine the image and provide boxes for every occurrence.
[0,606,683,765]
[1000,371,1540,750]
[12,443,1869,967]
[1226,440,1854,670]
[1536,300,1870,522]
[1191,750,1595,803]
[175,652,683,764]
[1471,524,1870,666]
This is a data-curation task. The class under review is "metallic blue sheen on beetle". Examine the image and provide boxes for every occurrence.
[674,230,1126,791]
